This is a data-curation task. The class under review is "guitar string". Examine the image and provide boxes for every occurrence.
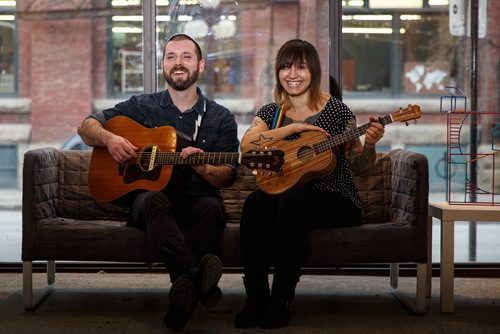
[136,151,242,165]
[313,115,392,154]
[133,111,416,166]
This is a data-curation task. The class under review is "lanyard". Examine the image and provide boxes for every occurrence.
[192,98,206,142]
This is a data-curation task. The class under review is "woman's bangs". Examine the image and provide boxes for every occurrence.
[277,47,306,70]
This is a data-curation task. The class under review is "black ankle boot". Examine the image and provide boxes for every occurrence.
[258,274,298,329]
[259,296,292,329]
[234,275,270,328]
[234,296,269,328]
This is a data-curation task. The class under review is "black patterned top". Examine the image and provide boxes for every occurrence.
[256,97,362,209]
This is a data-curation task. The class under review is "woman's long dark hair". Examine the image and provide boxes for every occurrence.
[274,39,323,112]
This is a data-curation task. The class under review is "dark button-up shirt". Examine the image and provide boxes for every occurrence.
[90,88,239,198]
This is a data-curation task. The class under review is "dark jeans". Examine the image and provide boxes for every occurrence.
[127,191,225,281]
[240,187,361,284]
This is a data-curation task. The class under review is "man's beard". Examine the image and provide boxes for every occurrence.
[164,65,200,91]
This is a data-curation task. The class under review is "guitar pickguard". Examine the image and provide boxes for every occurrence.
[123,164,162,184]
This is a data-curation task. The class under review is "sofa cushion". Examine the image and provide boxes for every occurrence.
[33,217,157,262]
[57,151,129,221]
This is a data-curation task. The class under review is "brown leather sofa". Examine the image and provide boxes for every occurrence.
[22,147,430,313]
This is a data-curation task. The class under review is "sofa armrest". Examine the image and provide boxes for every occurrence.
[22,147,61,261]
[389,149,429,263]
[389,149,429,224]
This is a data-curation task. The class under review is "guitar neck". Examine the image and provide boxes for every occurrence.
[314,114,393,153]
[149,151,241,165]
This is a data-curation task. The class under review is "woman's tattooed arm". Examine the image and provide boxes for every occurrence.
[343,118,377,175]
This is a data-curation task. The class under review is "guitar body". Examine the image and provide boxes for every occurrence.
[253,104,422,195]
[255,131,336,195]
[89,116,177,202]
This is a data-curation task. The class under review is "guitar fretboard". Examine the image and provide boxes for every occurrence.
[313,114,393,154]
[139,152,242,165]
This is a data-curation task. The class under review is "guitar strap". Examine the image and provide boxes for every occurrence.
[192,98,206,143]
[271,103,285,129]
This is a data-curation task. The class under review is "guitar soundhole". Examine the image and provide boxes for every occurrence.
[297,146,314,162]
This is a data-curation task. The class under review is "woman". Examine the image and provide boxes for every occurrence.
[235,39,385,329]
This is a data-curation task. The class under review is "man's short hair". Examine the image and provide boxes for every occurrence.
[163,33,203,60]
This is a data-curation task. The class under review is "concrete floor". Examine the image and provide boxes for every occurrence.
[0,272,499,333]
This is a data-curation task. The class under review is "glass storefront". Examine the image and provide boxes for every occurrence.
[0,0,499,264]
[342,7,455,96]
[0,1,16,95]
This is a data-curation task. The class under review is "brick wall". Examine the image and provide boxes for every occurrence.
[29,19,92,142]
[15,1,500,144]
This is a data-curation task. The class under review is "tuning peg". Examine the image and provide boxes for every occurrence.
[252,170,257,175]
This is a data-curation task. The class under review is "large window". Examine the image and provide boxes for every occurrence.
[1,0,499,266]
[156,0,242,98]
[110,1,143,95]
[343,1,455,97]
[0,145,16,188]
[0,1,16,95]
[109,0,330,116]
[109,0,243,98]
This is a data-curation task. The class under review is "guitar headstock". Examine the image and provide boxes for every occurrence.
[242,149,284,172]
[391,104,422,124]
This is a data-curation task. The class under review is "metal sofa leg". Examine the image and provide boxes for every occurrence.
[23,260,55,311]
[390,263,399,288]
[390,262,427,314]
[427,215,433,298]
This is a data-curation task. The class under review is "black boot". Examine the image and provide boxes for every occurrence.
[164,274,198,332]
[196,254,223,308]
[259,296,293,329]
[234,276,270,328]
[259,274,298,329]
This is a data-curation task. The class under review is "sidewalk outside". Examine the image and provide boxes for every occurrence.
[0,189,22,210]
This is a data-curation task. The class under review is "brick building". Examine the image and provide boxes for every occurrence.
[0,0,498,190]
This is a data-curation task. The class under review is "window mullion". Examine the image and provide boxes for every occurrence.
[329,0,343,100]
[143,1,156,94]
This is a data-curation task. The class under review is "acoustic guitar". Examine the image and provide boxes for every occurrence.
[88,116,284,202]
[253,105,422,195]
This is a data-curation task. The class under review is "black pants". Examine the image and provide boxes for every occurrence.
[240,187,361,286]
[128,191,225,281]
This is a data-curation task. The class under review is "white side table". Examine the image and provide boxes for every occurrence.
[428,201,500,313]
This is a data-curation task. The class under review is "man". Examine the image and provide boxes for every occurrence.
[78,34,239,331]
